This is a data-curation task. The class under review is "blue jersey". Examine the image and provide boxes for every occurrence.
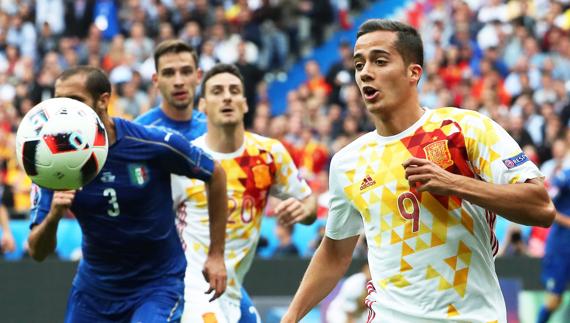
[30,118,215,299]
[134,106,207,141]
[545,166,570,256]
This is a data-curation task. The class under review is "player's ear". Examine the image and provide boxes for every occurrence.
[198,97,207,114]
[97,92,111,111]
[151,73,158,86]
[408,64,422,85]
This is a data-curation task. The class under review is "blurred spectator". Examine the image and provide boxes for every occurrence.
[497,225,528,257]
[273,223,299,258]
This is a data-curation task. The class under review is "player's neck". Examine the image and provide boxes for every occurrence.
[205,125,245,153]
[374,103,425,137]
[161,104,193,121]
[104,116,117,145]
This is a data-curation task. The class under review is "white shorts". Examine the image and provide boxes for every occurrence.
[181,280,241,323]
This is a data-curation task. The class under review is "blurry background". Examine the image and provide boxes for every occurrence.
[1,0,570,322]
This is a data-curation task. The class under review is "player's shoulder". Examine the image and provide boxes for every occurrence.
[118,118,172,141]
[244,132,282,149]
[331,131,378,169]
[429,106,489,124]
[133,106,162,125]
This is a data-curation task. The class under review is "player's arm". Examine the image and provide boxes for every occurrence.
[281,235,359,323]
[554,212,570,227]
[28,190,75,261]
[0,204,15,253]
[275,194,317,227]
[203,161,228,301]
[156,129,229,300]
[404,157,554,227]
[271,140,317,226]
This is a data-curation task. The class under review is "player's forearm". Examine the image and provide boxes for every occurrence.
[206,163,228,256]
[451,176,555,227]
[27,213,61,261]
[554,212,570,227]
[300,195,317,225]
[0,206,11,234]
[284,236,358,322]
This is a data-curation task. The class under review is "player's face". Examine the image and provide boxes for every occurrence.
[353,30,418,114]
[154,52,200,111]
[54,74,97,110]
[202,72,247,127]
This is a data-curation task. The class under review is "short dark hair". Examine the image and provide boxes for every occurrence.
[200,63,245,98]
[154,39,198,71]
[356,19,424,68]
[56,66,111,103]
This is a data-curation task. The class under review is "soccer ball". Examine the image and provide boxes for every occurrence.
[15,98,109,190]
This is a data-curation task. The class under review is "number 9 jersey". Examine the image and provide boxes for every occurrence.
[326,108,543,323]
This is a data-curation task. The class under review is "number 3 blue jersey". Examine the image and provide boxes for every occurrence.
[30,118,215,299]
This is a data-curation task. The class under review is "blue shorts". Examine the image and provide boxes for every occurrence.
[541,254,570,295]
[238,288,260,323]
[64,284,184,323]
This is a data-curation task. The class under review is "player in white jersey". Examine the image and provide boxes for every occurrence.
[174,63,317,323]
[281,19,555,323]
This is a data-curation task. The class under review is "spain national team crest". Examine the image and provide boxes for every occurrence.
[128,163,150,187]
[423,140,454,169]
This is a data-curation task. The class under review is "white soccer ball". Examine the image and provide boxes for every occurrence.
[15,97,109,190]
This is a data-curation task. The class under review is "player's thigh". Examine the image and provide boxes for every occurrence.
[131,288,184,323]
[542,255,570,295]
[65,286,129,323]
[181,285,228,323]
[237,288,260,323]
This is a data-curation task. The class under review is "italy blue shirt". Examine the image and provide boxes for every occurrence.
[30,118,215,298]
[545,167,570,256]
[134,106,207,141]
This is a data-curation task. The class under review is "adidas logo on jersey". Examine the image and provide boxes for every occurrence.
[360,175,377,191]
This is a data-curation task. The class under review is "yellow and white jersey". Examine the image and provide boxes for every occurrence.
[326,108,542,322]
[173,132,311,305]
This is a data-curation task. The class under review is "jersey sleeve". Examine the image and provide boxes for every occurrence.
[153,128,216,183]
[325,155,363,240]
[29,184,54,229]
[462,111,542,184]
[268,140,312,200]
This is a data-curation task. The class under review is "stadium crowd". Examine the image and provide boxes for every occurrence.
[0,0,569,260]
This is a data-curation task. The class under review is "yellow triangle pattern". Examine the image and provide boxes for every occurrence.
[390,274,411,288]
[373,234,381,247]
[391,230,403,244]
[461,210,474,235]
[438,276,452,290]
[416,237,430,251]
[400,258,413,272]
[426,265,440,280]
[402,242,415,256]
[454,284,467,298]
[345,169,355,183]
[458,241,470,255]
[444,256,457,270]
[447,304,460,317]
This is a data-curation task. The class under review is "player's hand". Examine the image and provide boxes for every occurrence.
[1,231,15,253]
[202,253,227,302]
[275,198,310,226]
[403,157,460,195]
[50,190,76,219]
